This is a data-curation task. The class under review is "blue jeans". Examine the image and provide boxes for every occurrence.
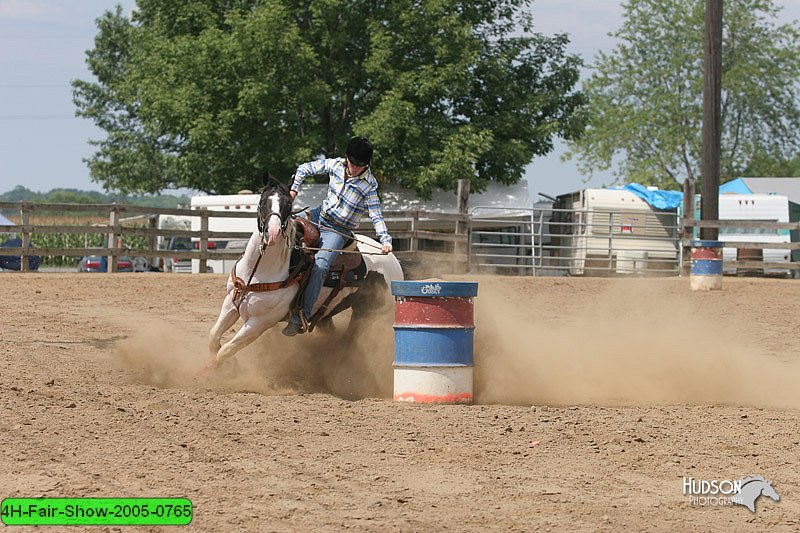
[292,206,350,323]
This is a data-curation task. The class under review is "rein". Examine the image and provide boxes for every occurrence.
[298,211,386,256]
[297,245,386,256]
[231,216,306,310]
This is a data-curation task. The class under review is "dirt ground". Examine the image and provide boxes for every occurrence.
[2,272,799,532]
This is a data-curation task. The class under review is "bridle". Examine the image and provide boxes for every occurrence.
[228,189,304,311]
[256,197,291,238]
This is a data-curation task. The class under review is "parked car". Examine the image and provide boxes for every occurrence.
[158,236,193,273]
[160,237,215,273]
[0,238,41,271]
[77,255,134,273]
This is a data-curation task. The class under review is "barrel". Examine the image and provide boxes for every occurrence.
[391,281,478,404]
[736,246,764,276]
[690,240,723,290]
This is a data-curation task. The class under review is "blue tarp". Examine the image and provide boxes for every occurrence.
[719,178,753,194]
[611,183,683,211]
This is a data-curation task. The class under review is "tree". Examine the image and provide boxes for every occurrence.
[73,0,586,195]
[0,185,189,208]
[566,0,800,189]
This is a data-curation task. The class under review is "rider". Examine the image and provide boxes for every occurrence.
[282,136,393,336]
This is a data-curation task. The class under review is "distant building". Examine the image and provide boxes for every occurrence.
[720,178,800,263]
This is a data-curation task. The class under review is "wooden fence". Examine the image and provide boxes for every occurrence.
[0,201,468,273]
[3,200,799,275]
[682,218,800,272]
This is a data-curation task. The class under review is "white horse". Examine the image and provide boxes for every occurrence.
[204,176,403,371]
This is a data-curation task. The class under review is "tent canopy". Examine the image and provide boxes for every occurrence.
[720,178,800,204]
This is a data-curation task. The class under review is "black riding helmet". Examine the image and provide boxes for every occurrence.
[345,136,373,167]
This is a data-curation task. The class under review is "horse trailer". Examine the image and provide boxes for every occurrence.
[189,193,260,274]
[551,188,681,276]
[692,194,792,275]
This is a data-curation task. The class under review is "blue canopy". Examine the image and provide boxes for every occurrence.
[611,183,683,211]
[719,178,753,194]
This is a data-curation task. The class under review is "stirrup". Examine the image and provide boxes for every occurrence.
[282,320,304,337]
[282,312,308,337]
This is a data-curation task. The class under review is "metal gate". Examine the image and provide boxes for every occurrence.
[468,205,682,276]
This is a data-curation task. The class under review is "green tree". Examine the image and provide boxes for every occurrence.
[0,185,188,208]
[742,152,800,177]
[567,0,800,189]
[73,0,586,196]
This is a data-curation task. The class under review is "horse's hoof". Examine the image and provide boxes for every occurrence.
[193,357,219,379]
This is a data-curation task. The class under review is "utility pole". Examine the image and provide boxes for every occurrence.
[701,0,722,240]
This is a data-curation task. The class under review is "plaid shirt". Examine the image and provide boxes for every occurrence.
[290,157,392,245]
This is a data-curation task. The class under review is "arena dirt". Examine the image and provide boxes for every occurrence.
[1,273,799,531]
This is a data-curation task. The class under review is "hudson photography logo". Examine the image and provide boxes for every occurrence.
[682,475,780,512]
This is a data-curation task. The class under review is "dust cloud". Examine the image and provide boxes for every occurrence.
[115,276,800,409]
[474,279,800,409]
[114,310,395,400]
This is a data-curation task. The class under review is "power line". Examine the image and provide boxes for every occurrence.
[0,35,92,40]
[0,84,71,88]
[0,115,77,120]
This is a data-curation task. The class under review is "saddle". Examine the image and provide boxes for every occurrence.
[294,217,320,249]
[290,215,368,332]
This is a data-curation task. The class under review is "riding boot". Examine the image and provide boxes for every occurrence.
[281,314,304,337]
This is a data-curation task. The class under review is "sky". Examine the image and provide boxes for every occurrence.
[1,0,799,199]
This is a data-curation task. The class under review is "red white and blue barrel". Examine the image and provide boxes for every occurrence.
[391,281,478,404]
[690,239,723,290]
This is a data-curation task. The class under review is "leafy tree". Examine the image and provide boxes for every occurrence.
[74,0,586,195]
[742,152,800,177]
[567,0,800,189]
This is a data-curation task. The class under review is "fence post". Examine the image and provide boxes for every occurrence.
[148,215,158,270]
[456,179,470,256]
[466,212,473,273]
[608,216,614,272]
[20,203,30,272]
[108,205,119,273]
[199,211,209,274]
[682,178,696,275]
[536,209,546,275]
[410,210,419,253]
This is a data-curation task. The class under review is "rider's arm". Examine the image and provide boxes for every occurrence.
[290,159,335,195]
[365,186,392,248]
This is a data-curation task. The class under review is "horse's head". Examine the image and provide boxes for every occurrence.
[257,170,293,247]
[759,480,780,502]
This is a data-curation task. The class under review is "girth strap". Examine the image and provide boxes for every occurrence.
[231,255,311,310]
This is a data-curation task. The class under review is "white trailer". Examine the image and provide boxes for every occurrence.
[716,194,791,274]
[189,193,260,274]
[554,188,680,275]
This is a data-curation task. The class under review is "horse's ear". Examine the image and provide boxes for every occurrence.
[261,169,273,187]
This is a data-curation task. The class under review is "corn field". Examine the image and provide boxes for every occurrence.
[2,215,149,267]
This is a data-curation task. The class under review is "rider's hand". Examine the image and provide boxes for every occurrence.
[381,243,393,254]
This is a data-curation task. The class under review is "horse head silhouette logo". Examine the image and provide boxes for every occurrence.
[730,476,780,512]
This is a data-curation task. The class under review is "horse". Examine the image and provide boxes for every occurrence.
[730,476,780,512]
[204,173,404,371]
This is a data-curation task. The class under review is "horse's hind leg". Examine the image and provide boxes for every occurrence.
[209,294,239,358]
[215,317,275,364]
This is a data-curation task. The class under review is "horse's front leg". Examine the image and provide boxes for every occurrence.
[208,291,240,359]
[215,315,277,364]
